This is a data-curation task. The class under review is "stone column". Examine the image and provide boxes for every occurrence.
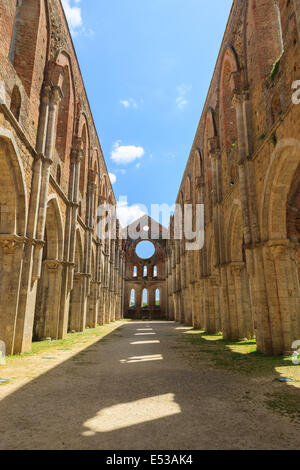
[86,281,99,329]
[69,272,86,332]
[14,86,62,354]
[0,236,25,354]
[220,265,231,340]
[232,90,252,246]
[231,262,253,339]
[267,240,300,354]
[212,274,222,332]
[34,260,62,340]
[245,245,274,354]
[58,146,83,338]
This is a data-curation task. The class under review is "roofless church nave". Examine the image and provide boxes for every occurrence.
[0,0,300,360]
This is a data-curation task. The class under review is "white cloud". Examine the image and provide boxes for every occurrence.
[120,100,130,108]
[62,0,82,30]
[62,0,93,37]
[111,141,145,165]
[120,98,142,109]
[176,98,188,109]
[117,200,147,227]
[176,84,192,110]
[109,173,117,185]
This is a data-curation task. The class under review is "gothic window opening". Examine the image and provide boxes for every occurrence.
[10,85,21,121]
[142,289,148,307]
[155,289,160,307]
[130,289,136,307]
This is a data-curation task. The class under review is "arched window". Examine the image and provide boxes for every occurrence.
[220,50,238,151]
[55,64,72,161]
[155,289,160,307]
[185,176,192,202]
[153,266,158,277]
[56,164,61,185]
[142,289,148,307]
[9,0,47,98]
[130,289,136,307]
[143,266,147,277]
[133,266,137,277]
[10,85,21,121]
[79,123,87,195]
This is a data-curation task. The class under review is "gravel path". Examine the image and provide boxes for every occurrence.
[0,321,299,450]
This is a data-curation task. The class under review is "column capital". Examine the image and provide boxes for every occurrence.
[230,261,245,276]
[44,259,61,272]
[50,85,63,106]
[266,239,294,259]
[41,83,52,103]
[231,90,244,108]
[71,145,83,163]
[208,136,221,158]
[0,234,26,253]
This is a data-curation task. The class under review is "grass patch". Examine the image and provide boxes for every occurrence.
[269,57,281,80]
[179,329,300,379]
[265,391,300,423]
[6,322,125,360]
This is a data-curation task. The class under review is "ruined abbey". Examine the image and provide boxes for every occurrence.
[1,0,300,357]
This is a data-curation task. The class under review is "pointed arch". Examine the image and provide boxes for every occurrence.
[45,195,64,260]
[0,128,27,236]
[54,52,75,163]
[100,174,108,201]
[79,120,89,196]
[194,148,202,179]
[142,288,148,307]
[155,288,161,306]
[226,201,243,263]
[203,107,218,216]
[261,139,300,241]
[219,46,239,151]
[74,228,84,273]
[184,175,192,202]
[130,289,136,307]
[9,0,49,101]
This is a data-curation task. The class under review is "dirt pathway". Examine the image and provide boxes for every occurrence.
[0,321,299,450]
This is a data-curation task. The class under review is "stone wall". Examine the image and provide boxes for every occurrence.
[167,0,300,355]
[0,0,124,354]
[123,217,168,320]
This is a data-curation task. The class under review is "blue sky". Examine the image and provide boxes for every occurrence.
[62,0,233,226]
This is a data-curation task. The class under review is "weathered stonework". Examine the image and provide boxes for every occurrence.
[167,0,300,355]
[123,216,168,320]
[1,0,300,357]
[0,0,124,354]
